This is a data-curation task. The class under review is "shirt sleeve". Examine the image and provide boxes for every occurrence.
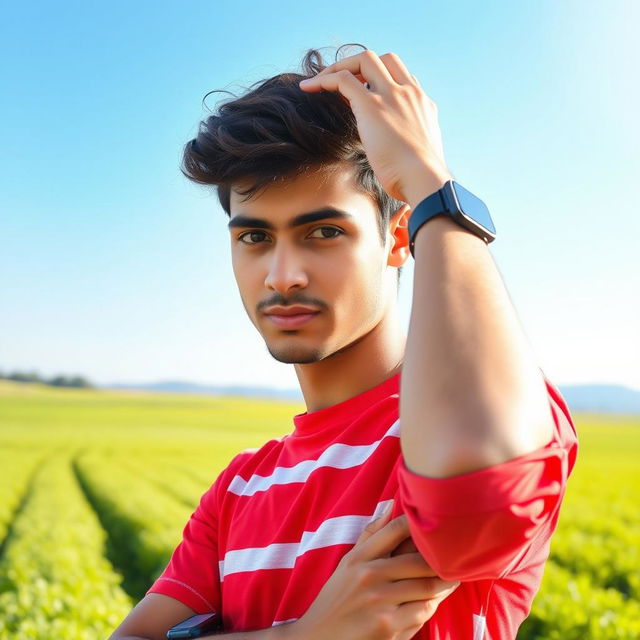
[396,370,578,583]
[145,472,224,614]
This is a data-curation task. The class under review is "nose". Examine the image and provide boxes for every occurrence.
[264,243,309,294]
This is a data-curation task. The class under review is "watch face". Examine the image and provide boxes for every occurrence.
[452,182,496,235]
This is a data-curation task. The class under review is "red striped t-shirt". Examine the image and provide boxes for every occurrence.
[147,368,578,639]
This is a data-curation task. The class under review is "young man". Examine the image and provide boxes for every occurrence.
[110,45,578,640]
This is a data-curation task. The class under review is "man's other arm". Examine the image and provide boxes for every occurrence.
[112,510,454,640]
[109,594,298,640]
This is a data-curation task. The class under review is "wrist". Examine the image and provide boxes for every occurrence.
[401,160,453,211]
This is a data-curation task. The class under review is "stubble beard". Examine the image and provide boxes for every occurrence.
[264,339,326,364]
[264,323,372,365]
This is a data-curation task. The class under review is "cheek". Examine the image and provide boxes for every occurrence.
[331,260,382,318]
[231,254,255,289]
[231,258,259,313]
[346,243,386,291]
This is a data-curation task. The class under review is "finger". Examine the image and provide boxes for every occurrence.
[394,599,440,634]
[370,552,438,580]
[354,500,395,545]
[300,49,395,94]
[390,535,418,556]
[352,514,412,562]
[379,52,414,85]
[299,68,368,104]
[315,49,393,84]
[334,72,367,106]
[385,576,460,605]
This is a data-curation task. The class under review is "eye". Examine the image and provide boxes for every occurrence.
[237,230,269,245]
[308,226,344,239]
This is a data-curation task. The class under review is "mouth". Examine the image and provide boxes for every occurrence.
[264,311,320,329]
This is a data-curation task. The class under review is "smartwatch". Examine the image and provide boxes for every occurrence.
[408,180,496,256]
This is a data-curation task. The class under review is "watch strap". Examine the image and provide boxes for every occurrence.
[408,190,449,257]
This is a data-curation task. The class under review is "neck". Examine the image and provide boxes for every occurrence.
[293,305,406,413]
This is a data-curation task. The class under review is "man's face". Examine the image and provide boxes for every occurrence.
[228,163,397,364]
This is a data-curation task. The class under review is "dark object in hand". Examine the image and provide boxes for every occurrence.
[166,612,222,639]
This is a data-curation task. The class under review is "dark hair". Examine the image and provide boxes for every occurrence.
[181,43,405,285]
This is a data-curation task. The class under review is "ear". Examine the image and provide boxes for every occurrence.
[386,203,412,268]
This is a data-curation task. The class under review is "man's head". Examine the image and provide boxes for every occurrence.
[180,44,411,364]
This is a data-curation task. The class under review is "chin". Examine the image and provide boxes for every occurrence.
[265,340,328,364]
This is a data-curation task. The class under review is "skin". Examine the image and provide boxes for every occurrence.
[229,161,412,412]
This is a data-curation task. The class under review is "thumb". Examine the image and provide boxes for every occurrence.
[355,499,394,546]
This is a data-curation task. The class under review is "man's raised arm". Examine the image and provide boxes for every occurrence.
[399,181,555,479]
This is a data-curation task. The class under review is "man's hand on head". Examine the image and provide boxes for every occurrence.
[298,49,453,210]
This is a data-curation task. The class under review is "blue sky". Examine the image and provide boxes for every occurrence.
[1,0,638,391]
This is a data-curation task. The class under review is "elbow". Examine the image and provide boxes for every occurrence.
[401,413,555,479]
[401,366,557,478]
[402,433,513,479]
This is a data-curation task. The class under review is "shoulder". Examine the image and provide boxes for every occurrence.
[226,437,287,475]
[201,437,287,507]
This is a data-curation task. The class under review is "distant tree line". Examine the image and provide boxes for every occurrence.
[0,369,93,388]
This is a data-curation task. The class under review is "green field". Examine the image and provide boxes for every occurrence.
[0,380,638,639]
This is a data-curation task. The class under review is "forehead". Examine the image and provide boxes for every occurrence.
[228,163,379,228]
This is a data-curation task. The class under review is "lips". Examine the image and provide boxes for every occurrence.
[263,305,321,316]
[263,305,321,329]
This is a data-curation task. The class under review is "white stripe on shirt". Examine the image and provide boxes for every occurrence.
[219,499,394,581]
[272,618,298,626]
[227,419,400,497]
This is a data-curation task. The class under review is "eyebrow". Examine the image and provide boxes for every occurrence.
[227,207,355,231]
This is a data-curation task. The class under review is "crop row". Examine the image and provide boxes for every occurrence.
[73,451,195,600]
[517,560,640,639]
[0,450,44,546]
[549,522,639,599]
[0,453,132,640]
[114,456,211,509]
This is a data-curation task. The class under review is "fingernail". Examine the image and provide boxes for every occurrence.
[382,499,394,517]
[299,78,312,84]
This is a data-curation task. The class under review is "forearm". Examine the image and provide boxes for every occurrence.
[117,635,276,640]
[400,172,554,479]
[117,621,296,640]
[204,621,299,639]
